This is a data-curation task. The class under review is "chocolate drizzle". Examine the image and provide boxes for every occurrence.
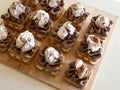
[1,6,31,24]
[51,24,78,49]
[40,0,64,16]
[88,15,113,37]
[79,35,102,60]
[65,61,91,88]
[64,7,89,24]
[38,47,63,72]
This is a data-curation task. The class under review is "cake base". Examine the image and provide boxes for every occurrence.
[8,40,40,64]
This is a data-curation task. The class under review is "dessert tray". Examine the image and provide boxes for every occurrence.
[0,0,118,90]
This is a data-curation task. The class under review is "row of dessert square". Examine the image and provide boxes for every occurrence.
[0,28,92,88]
[1,1,113,40]
[0,19,110,65]
[1,1,88,32]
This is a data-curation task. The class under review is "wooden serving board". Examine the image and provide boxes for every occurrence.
[0,0,119,90]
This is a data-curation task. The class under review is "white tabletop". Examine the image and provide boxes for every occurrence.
[0,0,120,90]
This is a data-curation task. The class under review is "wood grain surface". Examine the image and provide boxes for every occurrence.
[0,0,119,90]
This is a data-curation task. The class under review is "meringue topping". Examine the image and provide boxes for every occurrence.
[75,59,88,79]
[0,24,8,41]
[95,15,110,29]
[45,47,60,65]
[48,0,59,8]
[75,59,83,70]
[87,35,102,52]
[71,3,85,17]
[57,21,76,40]
[9,1,26,19]
[16,30,35,52]
[33,10,50,28]
[78,65,88,79]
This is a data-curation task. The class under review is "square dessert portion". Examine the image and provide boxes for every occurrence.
[39,0,64,21]
[77,34,103,64]
[64,59,92,88]
[8,30,40,64]
[27,10,52,40]
[61,2,89,31]
[49,21,79,53]
[19,0,39,10]
[87,15,113,40]
[1,1,32,32]
[36,46,64,75]
[0,23,13,53]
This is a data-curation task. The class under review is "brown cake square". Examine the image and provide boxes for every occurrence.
[27,10,52,40]
[8,30,40,64]
[87,15,113,40]
[49,21,79,53]
[36,46,64,75]
[64,59,92,88]
[1,1,32,32]
[77,34,103,64]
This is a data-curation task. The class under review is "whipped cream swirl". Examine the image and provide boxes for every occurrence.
[75,59,83,69]
[71,3,85,17]
[95,15,110,29]
[9,1,26,19]
[57,21,76,40]
[45,47,60,65]
[87,35,102,52]
[0,24,8,41]
[33,10,50,28]
[48,0,59,8]
[16,30,35,52]
[75,59,88,79]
